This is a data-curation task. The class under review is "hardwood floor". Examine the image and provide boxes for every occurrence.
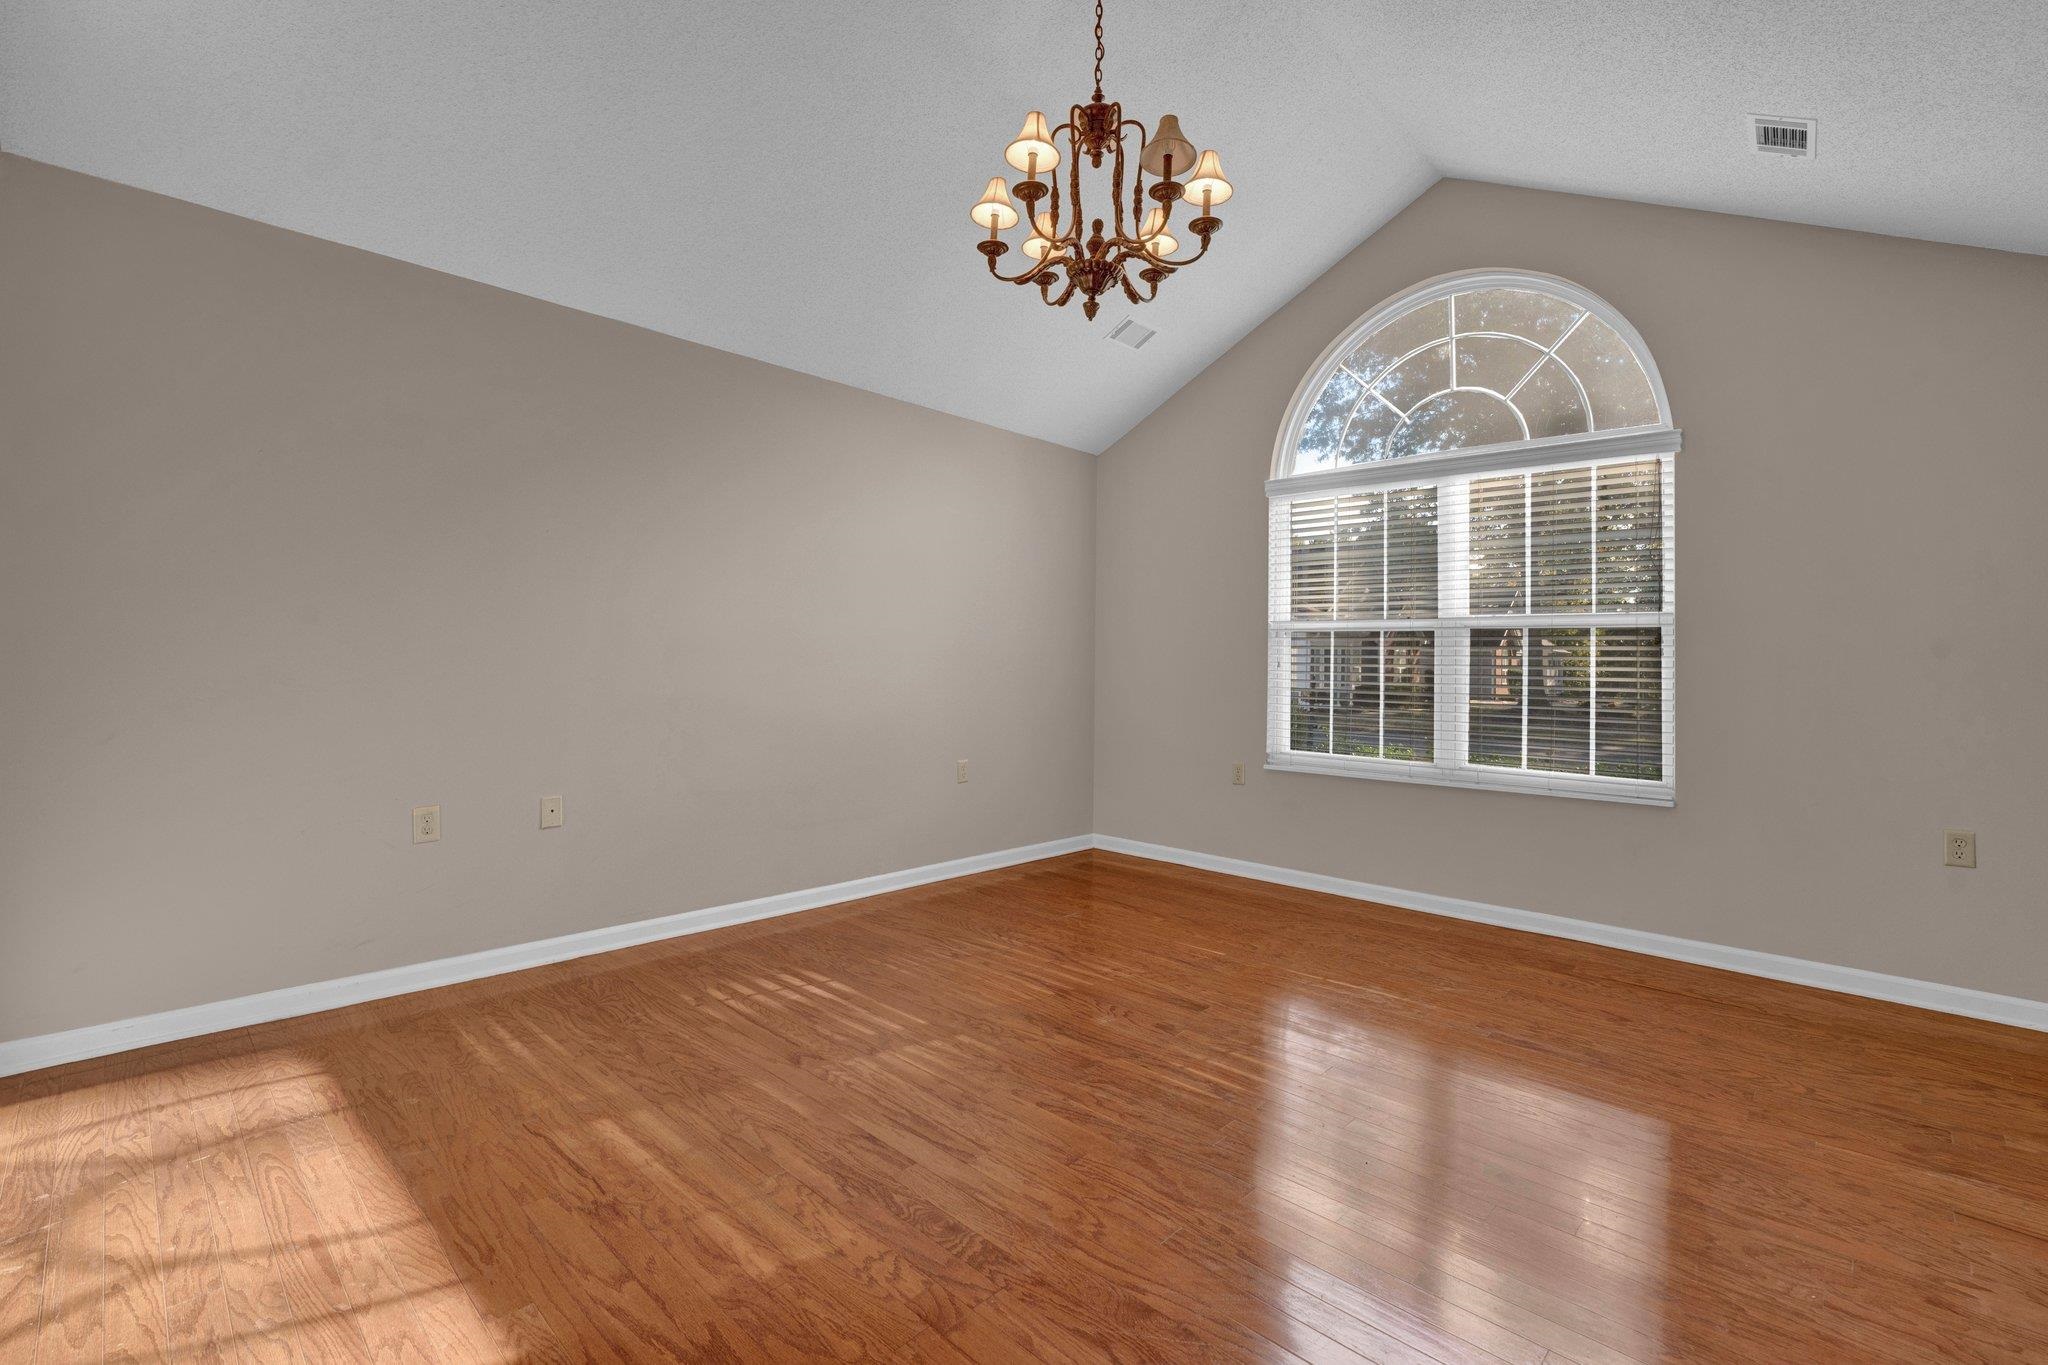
[3,849,2045,1363]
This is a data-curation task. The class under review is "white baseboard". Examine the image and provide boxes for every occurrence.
[8,828,2039,1078]
[0,835,1093,1079]
[1094,836,2048,1033]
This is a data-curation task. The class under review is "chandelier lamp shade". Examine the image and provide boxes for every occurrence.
[968,0,1233,320]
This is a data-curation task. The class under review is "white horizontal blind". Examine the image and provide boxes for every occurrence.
[1268,453,1675,802]
[1275,486,1440,763]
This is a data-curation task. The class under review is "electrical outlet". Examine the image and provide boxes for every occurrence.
[412,805,440,844]
[540,795,564,829]
[1232,762,1245,785]
[956,759,970,784]
[1944,829,1976,868]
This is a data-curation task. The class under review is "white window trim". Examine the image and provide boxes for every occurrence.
[1266,425,1680,500]
[1266,269,1679,807]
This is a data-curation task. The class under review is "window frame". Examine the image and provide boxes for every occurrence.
[1266,269,1680,807]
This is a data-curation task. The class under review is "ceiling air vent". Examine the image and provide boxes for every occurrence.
[1107,317,1156,350]
[1750,115,1815,158]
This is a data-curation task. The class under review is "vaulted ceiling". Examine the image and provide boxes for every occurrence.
[4,2,2043,453]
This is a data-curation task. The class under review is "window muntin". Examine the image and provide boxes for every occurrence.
[1290,283,1665,474]
[1268,272,1677,805]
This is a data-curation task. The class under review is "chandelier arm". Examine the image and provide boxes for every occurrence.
[1152,238,1213,268]
[1144,202,1218,264]
[1108,124,1130,241]
[1119,118,1150,228]
[1040,150,1064,246]
[987,250,1064,286]
[1065,108,1086,240]
[1048,119,1077,237]
[1126,232,1212,270]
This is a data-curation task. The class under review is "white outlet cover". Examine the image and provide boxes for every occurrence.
[1944,829,1976,868]
[412,804,440,844]
[541,796,564,829]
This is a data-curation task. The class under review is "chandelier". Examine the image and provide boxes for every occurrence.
[968,0,1233,320]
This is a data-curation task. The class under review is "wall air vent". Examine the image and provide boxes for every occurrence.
[1750,115,1815,158]
[1107,318,1156,350]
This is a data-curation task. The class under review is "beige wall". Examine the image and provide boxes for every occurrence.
[1096,179,2048,1002]
[0,155,1095,1042]
[8,159,2044,1046]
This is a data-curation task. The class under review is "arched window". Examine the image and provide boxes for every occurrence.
[1267,270,1678,804]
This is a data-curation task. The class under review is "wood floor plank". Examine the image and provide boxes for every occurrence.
[154,1057,242,1364]
[101,1087,170,1363]
[0,1232,47,1365]
[31,1072,112,1365]
[3,849,2045,1362]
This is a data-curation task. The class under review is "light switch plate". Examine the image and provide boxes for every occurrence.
[540,796,564,829]
[412,805,440,844]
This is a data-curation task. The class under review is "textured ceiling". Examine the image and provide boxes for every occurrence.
[3,2,2043,454]
[1362,0,2048,262]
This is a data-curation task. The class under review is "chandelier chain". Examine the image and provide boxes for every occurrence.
[1092,0,1105,101]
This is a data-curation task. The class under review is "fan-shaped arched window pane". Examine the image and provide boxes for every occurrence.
[1292,285,1664,473]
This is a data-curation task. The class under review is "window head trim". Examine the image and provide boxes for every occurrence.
[1266,424,1681,500]
[1269,268,1678,488]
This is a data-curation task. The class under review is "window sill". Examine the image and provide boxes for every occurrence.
[1265,753,1675,807]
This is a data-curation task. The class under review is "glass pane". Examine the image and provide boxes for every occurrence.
[1595,628,1662,780]
[1510,357,1589,439]
[1288,631,1331,753]
[1305,289,1664,473]
[1336,395,1401,464]
[1330,632,1382,757]
[1333,492,1384,619]
[1454,288,1583,348]
[1388,390,1523,458]
[1384,486,1439,618]
[1372,341,1451,416]
[1289,498,1335,619]
[1557,314,1660,430]
[1596,460,1663,611]
[1468,474,1526,614]
[1343,298,1449,387]
[1468,628,1523,768]
[1530,466,1593,612]
[1528,629,1591,773]
[1383,632,1434,761]
[1294,368,1362,471]
[1454,333,1546,400]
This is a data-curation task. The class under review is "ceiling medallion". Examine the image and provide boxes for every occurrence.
[969,0,1234,321]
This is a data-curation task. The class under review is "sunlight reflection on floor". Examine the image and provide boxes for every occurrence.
[1259,998,1671,1362]
[1,1046,528,1360]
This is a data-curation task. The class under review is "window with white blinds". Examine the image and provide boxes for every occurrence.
[1266,272,1679,804]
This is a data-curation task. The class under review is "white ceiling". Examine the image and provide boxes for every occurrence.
[1363,0,2048,261]
[4,2,2044,454]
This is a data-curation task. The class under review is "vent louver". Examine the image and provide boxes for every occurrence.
[1751,115,1815,158]
[1107,318,1156,350]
